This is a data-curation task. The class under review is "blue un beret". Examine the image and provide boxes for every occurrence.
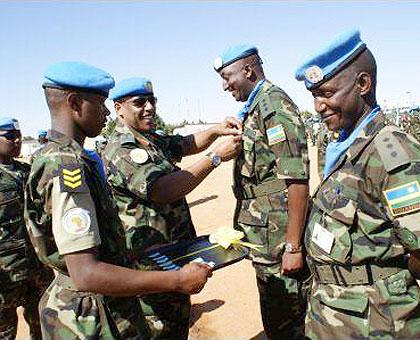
[43,61,115,96]
[295,29,366,90]
[38,129,48,137]
[109,77,154,101]
[213,44,259,72]
[0,117,20,131]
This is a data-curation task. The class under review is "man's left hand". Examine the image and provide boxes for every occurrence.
[281,252,303,275]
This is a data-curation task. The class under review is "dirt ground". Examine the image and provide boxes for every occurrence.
[16,144,320,340]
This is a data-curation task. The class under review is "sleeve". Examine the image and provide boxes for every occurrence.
[163,134,184,163]
[376,133,420,251]
[260,92,309,180]
[109,145,169,201]
[50,163,101,255]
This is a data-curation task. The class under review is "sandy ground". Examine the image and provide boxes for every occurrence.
[16,144,320,340]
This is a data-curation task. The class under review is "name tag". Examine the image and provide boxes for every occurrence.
[312,222,335,254]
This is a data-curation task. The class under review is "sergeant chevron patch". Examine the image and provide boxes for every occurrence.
[59,164,88,192]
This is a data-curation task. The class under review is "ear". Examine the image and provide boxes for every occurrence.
[242,63,254,80]
[114,101,124,119]
[356,72,372,96]
[67,92,83,116]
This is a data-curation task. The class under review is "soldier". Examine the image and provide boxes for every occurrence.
[0,118,54,339]
[213,45,310,339]
[295,29,420,338]
[103,77,242,339]
[24,61,212,339]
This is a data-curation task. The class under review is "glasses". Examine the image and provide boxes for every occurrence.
[0,130,21,141]
[133,96,157,107]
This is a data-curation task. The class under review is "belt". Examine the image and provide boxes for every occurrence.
[233,179,286,199]
[308,258,408,286]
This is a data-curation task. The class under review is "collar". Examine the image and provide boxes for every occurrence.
[237,79,267,120]
[321,109,386,183]
[48,129,98,162]
[248,80,273,114]
[115,120,151,147]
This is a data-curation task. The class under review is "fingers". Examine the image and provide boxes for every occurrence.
[225,116,242,130]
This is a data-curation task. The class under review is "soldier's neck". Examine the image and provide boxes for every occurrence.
[51,118,86,146]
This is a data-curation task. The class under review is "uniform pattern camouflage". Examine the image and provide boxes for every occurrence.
[103,122,195,339]
[233,81,310,339]
[0,160,53,339]
[24,130,149,339]
[305,112,420,338]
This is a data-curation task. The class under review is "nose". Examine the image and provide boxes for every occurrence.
[222,80,229,92]
[314,97,327,114]
[144,100,155,112]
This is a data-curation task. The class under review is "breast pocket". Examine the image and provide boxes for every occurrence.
[240,129,256,178]
[0,187,21,223]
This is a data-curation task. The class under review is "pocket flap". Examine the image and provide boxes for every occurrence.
[313,285,369,313]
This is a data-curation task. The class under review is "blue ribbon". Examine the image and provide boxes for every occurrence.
[323,106,380,179]
[83,149,106,184]
[237,79,265,121]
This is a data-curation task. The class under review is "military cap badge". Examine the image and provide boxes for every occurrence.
[145,81,153,93]
[304,65,324,84]
[213,57,223,71]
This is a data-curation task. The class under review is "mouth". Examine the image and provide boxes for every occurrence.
[321,112,338,122]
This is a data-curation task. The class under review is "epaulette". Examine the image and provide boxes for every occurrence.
[259,95,275,119]
[120,133,137,146]
[374,127,410,172]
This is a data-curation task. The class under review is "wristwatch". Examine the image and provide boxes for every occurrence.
[206,152,222,168]
[284,242,302,254]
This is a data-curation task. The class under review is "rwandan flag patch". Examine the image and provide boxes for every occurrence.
[383,181,420,217]
[266,124,286,145]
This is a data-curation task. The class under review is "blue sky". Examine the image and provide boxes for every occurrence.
[1,1,419,136]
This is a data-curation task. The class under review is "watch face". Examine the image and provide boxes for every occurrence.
[213,155,222,166]
[285,243,292,252]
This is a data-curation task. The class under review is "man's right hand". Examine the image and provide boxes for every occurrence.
[213,135,243,161]
[176,262,213,294]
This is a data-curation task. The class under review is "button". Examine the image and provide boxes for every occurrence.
[284,170,289,175]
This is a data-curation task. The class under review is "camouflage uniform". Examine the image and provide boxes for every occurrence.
[305,111,420,339]
[233,81,310,339]
[0,160,54,339]
[102,122,196,339]
[24,130,150,339]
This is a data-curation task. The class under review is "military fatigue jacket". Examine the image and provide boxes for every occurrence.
[305,112,420,322]
[234,81,309,265]
[0,160,35,283]
[24,130,148,338]
[103,122,196,257]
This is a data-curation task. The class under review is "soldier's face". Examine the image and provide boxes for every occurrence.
[116,96,156,132]
[310,72,361,132]
[0,129,22,158]
[79,94,110,138]
[219,63,251,102]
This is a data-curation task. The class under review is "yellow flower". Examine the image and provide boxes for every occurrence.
[209,227,245,249]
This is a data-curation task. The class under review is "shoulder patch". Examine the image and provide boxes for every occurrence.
[267,124,286,145]
[130,149,149,164]
[59,164,88,192]
[383,181,420,217]
[63,208,91,235]
[374,130,410,172]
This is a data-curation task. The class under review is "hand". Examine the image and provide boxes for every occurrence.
[213,117,242,136]
[213,135,243,161]
[281,252,303,275]
[176,262,213,295]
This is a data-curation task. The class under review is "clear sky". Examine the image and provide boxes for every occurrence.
[1,1,419,136]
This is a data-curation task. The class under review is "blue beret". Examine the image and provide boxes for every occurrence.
[213,44,259,72]
[109,77,154,101]
[38,129,48,137]
[295,29,366,89]
[0,117,20,131]
[43,61,115,96]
